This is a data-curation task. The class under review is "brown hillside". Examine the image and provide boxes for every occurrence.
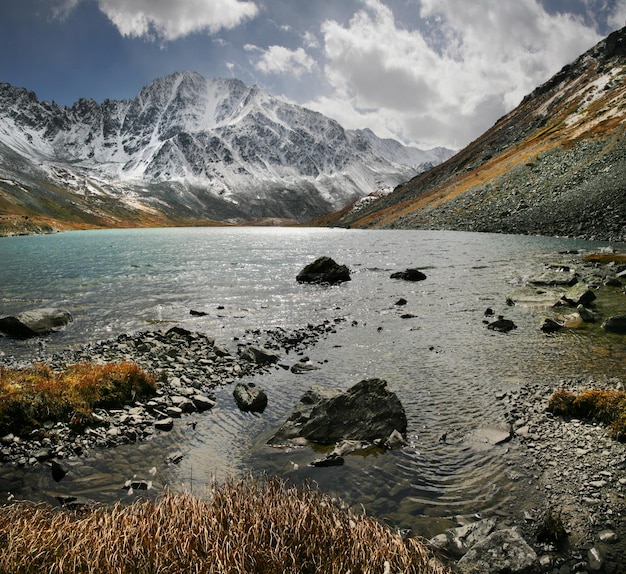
[331,28,626,242]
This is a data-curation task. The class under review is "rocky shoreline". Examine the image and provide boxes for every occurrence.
[509,377,626,573]
[433,377,626,573]
[0,319,341,467]
[2,248,626,572]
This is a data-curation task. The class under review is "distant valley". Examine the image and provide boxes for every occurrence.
[0,72,452,233]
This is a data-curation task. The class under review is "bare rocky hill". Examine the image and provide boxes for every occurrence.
[330,28,626,243]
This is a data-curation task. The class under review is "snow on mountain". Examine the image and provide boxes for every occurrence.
[0,72,454,223]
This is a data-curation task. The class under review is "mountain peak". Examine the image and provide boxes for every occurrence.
[0,73,452,228]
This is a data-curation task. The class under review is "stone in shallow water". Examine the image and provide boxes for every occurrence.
[390,268,427,282]
[233,382,268,413]
[154,417,174,432]
[465,424,512,448]
[0,308,73,338]
[602,315,626,333]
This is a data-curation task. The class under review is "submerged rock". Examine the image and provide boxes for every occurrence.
[296,256,351,285]
[465,424,513,447]
[528,269,578,287]
[540,317,564,333]
[430,518,498,559]
[561,283,596,307]
[486,316,517,333]
[0,308,73,338]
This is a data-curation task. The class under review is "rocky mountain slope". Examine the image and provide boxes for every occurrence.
[330,28,626,243]
[0,72,452,230]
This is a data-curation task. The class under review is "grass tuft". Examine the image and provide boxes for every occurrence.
[0,362,156,436]
[536,507,568,549]
[583,252,626,264]
[548,387,626,441]
[0,476,450,574]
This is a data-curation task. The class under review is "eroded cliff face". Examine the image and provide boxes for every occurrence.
[334,28,626,242]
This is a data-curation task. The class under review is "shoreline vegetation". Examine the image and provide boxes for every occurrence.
[0,362,157,437]
[0,475,450,574]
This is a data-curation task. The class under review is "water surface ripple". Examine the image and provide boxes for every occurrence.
[1,227,623,535]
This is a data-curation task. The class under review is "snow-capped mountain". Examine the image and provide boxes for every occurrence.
[0,72,453,226]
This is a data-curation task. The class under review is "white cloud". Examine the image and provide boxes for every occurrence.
[97,0,258,41]
[309,0,602,149]
[51,0,82,21]
[608,0,626,29]
[303,31,319,49]
[254,45,316,78]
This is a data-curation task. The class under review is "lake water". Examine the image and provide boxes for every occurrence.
[1,227,625,537]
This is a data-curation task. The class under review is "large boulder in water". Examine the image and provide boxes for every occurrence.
[268,378,407,446]
[296,256,351,285]
[0,308,73,339]
[602,315,626,334]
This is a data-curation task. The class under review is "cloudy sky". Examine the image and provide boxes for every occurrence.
[1,0,625,150]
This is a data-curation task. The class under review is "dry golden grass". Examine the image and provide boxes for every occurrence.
[0,476,450,574]
[0,362,156,435]
[548,388,626,441]
[583,252,626,265]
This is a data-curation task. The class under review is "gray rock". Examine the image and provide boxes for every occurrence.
[290,362,320,374]
[0,308,73,338]
[602,315,626,333]
[268,378,407,446]
[310,453,344,467]
[598,529,618,543]
[528,270,578,287]
[487,317,517,332]
[506,286,565,307]
[561,283,596,307]
[166,406,183,418]
[457,528,538,573]
[430,517,497,558]
[213,344,231,357]
[385,429,408,449]
[239,345,281,365]
[50,460,68,482]
[233,382,268,413]
[540,317,563,333]
[577,304,600,322]
[296,256,351,285]
[331,440,373,457]
[154,417,174,432]
[166,451,184,464]
[191,394,215,412]
[587,546,603,571]
[390,268,427,282]
[170,395,196,413]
